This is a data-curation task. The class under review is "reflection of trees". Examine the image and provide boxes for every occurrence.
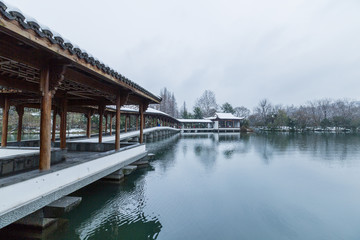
[193,141,218,170]
[250,132,360,164]
[145,135,181,173]
[217,133,252,159]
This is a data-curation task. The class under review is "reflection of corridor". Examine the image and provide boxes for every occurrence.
[75,181,162,240]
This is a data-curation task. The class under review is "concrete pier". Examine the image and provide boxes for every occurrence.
[0,144,147,229]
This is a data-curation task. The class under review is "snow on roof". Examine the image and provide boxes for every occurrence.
[107,106,174,118]
[213,112,243,120]
[177,119,213,123]
[145,107,172,117]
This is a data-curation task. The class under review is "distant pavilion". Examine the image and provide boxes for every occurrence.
[178,112,243,132]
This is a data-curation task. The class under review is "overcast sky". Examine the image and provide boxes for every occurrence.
[8,0,360,110]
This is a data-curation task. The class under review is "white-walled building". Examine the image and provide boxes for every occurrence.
[178,112,243,132]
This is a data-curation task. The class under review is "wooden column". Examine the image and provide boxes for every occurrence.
[51,108,57,142]
[86,112,92,138]
[125,115,128,132]
[16,105,24,143]
[115,93,121,151]
[105,113,108,134]
[60,98,67,150]
[39,67,52,170]
[1,97,9,147]
[109,114,113,136]
[98,105,105,143]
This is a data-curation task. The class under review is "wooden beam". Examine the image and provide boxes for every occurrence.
[0,74,39,93]
[0,33,43,69]
[1,97,9,147]
[115,93,121,151]
[16,105,24,142]
[67,99,113,107]
[39,66,52,170]
[64,68,118,96]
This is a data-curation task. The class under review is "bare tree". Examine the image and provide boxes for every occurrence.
[150,87,179,117]
[254,99,272,125]
[234,106,250,118]
[194,90,218,117]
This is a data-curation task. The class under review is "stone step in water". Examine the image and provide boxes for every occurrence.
[147,153,155,160]
[43,196,82,218]
[122,165,137,175]
[131,160,150,168]
[14,196,82,229]
[103,169,125,181]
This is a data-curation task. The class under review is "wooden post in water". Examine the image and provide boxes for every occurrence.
[16,105,24,143]
[86,111,92,138]
[60,98,67,150]
[115,93,121,151]
[1,97,9,147]
[39,67,52,170]
[51,108,57,142]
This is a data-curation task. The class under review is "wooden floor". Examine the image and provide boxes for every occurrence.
[70,126,179,143]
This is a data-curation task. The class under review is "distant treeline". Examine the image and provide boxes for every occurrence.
[151,88,360,132]
[151,88,250,120]
[249,99,360,131]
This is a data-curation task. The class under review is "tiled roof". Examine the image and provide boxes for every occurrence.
[177,119,212,123]
[214,112,243,120]
[0,1,161,102]
[107,106,178,121]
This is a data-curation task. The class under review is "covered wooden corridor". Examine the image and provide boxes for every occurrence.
[0,1,162,171]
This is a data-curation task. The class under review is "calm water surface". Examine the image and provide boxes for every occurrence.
[48,133,360,240]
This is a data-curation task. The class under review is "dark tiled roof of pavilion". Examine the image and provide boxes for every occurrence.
[0,1,161,102]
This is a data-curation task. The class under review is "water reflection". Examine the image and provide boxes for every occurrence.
[250,133,360,165]
[44,133,360,240]
[48,169,163,240]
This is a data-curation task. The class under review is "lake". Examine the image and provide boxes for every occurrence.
[47,133,360,240]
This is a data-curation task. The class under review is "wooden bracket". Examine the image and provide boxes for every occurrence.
[49,64,67,95]
[98,104,105,115]
[120,91,130,106]
[142,102,149,112]
[15,105,24,116]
